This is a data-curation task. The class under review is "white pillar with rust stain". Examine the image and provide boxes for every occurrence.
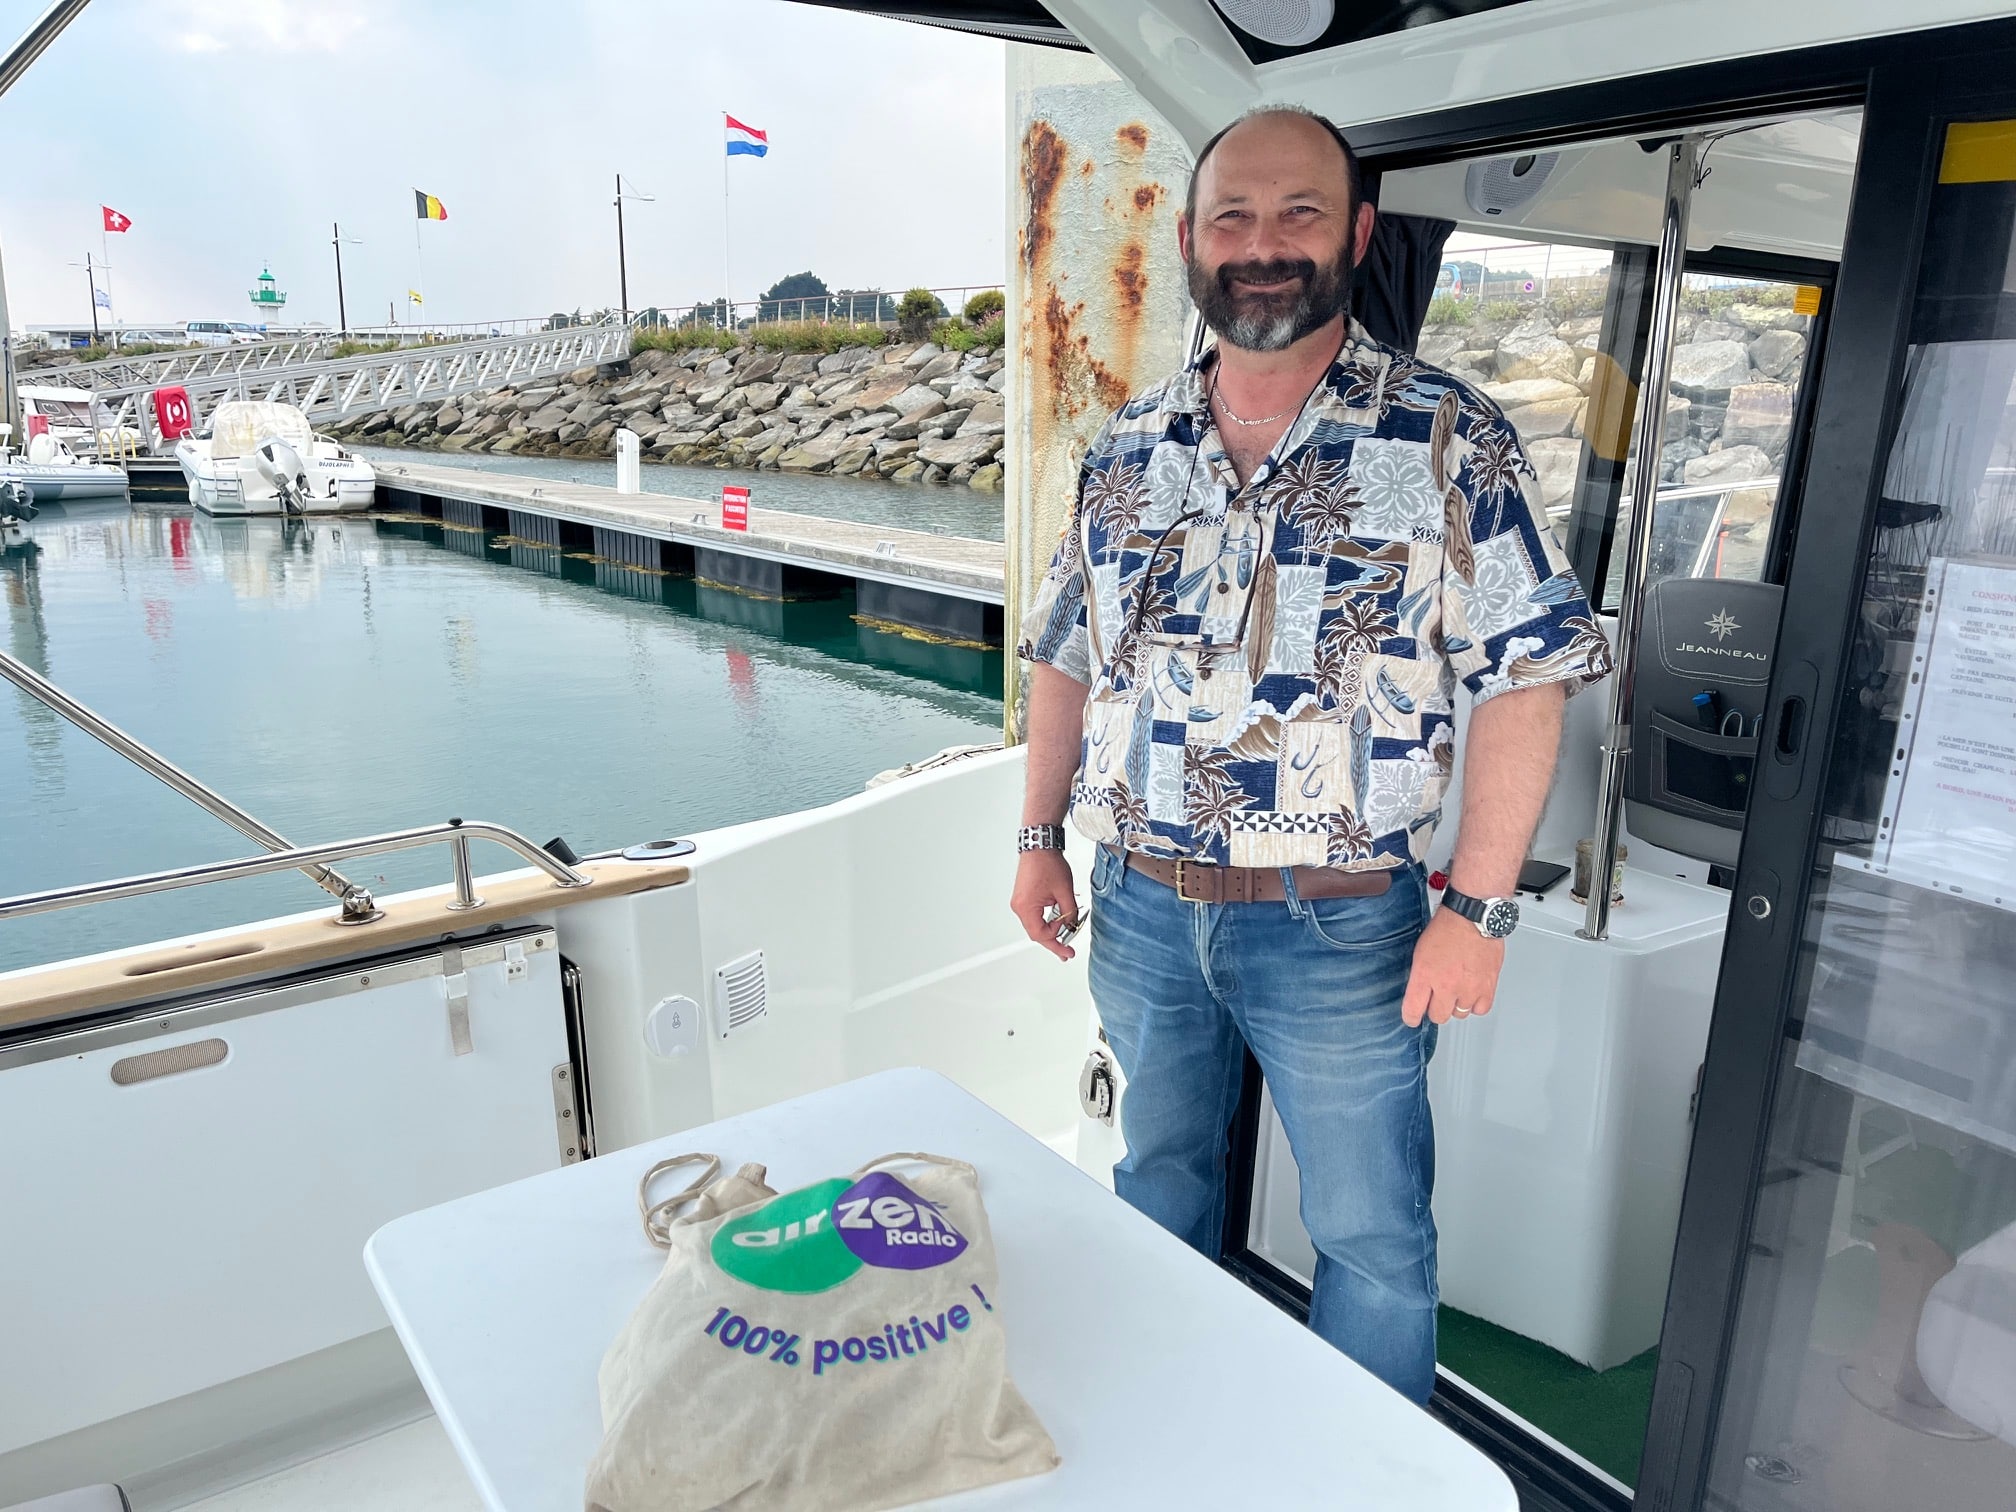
[1003,44,1195,740]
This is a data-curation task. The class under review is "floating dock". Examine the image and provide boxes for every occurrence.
[371,460,1005,646]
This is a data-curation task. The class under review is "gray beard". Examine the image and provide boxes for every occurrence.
[1187,248,1354,353]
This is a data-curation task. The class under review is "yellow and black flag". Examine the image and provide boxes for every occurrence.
[415,189,447,222]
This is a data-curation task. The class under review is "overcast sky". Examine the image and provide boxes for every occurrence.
[0,0,1006,330]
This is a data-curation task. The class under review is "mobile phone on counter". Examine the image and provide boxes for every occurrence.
[1517,859,1571,896]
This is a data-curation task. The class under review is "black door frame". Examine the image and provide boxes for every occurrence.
[1638,49,2016,1512]
[1209,19,2016,1512]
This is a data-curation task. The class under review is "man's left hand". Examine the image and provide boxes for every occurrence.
[1402,908,1505,1028]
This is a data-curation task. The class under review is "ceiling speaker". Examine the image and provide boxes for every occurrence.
[1463,152,1562,218]
[1214,0,1335,48]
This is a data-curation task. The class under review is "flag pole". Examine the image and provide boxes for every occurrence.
[99,218,111,334]
[722,112,731,331]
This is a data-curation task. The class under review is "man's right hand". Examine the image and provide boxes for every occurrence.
[1011,848,1080,962]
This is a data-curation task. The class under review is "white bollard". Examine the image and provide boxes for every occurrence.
[615,428,641,493]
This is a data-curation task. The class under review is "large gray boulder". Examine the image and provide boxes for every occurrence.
[1502,397,1584,440]
[1668,340,1752,398]
[916,434,999,470]
[1748,328,1806,382]
[916,350,963,382]
[1481,377,1582,409]
[1727,302,1806,333]
[902,342,943,370]
[1717,384,1796,457]
[1494,320,1581,384]
[1524,436,1584,511]
[1682,444,1774,486]
[884,401,949,439]
[888,384,946,417]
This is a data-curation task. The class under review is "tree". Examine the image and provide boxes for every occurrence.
[759,271,831,324]
[963,288,1005,323]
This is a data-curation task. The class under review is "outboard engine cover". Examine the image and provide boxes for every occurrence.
[0,478,36,522]
[254,437,310,513]
[1625,575,1783,867]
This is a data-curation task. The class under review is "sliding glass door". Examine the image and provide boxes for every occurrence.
[1646,57,2016,1512]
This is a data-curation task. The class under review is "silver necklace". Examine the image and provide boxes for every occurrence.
[1211,383,1298,428]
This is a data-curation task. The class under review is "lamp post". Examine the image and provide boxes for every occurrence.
[332,223,362,338]
[614,173,653,328]
[69,253,102,344]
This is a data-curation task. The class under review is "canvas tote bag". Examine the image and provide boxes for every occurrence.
[585,1150,1059,1511]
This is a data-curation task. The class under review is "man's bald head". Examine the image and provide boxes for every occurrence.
[1184,106,1364,227]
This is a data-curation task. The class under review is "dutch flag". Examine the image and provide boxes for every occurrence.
[726,115,768,158]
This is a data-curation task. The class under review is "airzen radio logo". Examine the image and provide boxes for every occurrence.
[712,1172,968,1293]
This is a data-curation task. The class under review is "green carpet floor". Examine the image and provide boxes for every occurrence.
[1438,1306,1657,1486]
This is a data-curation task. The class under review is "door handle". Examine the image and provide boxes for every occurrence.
[1764,659,1819,801]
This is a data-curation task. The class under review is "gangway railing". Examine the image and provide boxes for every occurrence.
[26,335,347,391]
[69,323,630,450]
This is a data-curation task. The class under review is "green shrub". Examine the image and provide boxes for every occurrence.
[1479,299,1527,325]
[631,326,735,356]
[1423,294,1470,327]
[331,339,398,359]
[962,288,1006,323]
[743,321,889,354]
[898,288,946,341]
[931,313,1006,352]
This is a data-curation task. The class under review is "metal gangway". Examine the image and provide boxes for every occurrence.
[55,324,631,451]
[26,334,348,391]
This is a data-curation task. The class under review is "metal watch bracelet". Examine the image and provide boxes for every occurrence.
[1018,824,1067,853]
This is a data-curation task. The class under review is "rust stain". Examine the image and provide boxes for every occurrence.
[1020,120,1066,274]
[1080,160,1093,177]
[1113,243,1145,313]
[1116,122,1149,154]
[1132,183,1162,212]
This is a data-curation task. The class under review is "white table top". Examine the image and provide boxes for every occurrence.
[365,1068,1516,1511]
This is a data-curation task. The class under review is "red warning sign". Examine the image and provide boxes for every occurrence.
[721,484,749,532]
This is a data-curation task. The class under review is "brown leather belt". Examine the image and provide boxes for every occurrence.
[1123,851,1395,904]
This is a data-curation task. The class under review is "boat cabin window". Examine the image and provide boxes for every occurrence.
[1237,104,1864,1494]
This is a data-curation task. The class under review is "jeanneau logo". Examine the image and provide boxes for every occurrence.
[1705,609,1741,641]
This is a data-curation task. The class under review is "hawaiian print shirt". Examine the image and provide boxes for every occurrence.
[1018,319,1613,871]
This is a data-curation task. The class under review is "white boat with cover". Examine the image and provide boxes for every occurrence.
[0,428,129,504]
[4,3,2016,1512]
[175,400,375,516]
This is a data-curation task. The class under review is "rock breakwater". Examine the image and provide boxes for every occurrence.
[324,338,1008,491]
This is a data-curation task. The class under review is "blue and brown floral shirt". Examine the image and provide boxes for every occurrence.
[1018,319,1612,871]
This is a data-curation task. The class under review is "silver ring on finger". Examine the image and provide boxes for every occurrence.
[1452,1005,1472,1018]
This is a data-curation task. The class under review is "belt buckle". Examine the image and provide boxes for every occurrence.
[1175,859,1211,904]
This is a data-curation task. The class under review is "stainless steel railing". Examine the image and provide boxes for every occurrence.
[0,646,382,916]
[0,819,590,923]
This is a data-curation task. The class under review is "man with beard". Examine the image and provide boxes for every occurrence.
[1010,106,1611,1403]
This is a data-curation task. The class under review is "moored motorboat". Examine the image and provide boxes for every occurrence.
[175,400,375,515]
[0,429,129,504]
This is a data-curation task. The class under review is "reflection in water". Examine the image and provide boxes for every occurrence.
[0,505,1001,972]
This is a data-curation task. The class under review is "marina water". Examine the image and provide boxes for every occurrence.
[0,490,1003,973]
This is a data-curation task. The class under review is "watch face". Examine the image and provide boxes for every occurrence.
[1481,898,1520,938]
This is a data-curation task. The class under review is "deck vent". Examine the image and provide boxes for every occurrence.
[1213,0,1333,48]
[1464,152,1561,219]
[712,950,770,1039]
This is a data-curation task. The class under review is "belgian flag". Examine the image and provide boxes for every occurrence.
[415,189,447,222]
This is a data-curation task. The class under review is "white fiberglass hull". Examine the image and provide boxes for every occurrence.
[0,460,129,502]
[177,440,376,516]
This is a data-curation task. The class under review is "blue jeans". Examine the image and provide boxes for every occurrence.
[1086,845,1439,1402]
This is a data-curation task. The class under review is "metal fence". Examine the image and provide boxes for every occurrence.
[624,284,1006,332]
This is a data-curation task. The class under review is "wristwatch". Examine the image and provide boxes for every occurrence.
[1018,824,1068,853]
[1440,885,1520,939]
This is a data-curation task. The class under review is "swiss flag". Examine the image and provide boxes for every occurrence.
[102,205,132,233]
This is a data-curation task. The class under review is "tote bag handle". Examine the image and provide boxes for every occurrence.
[639,1152,723,1249]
